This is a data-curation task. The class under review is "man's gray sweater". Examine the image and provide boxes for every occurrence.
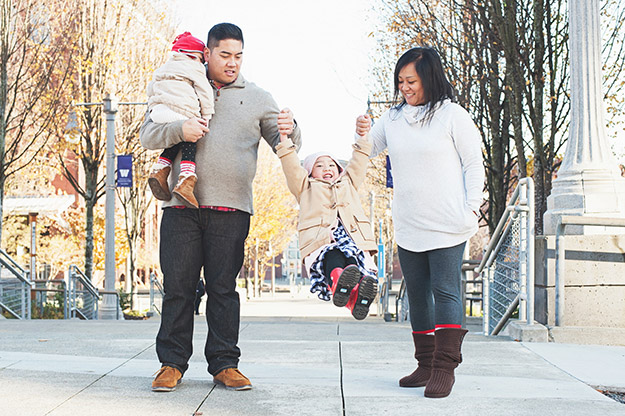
[140,73,302,214]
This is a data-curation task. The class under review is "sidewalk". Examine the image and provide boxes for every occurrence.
[1,293,624,415]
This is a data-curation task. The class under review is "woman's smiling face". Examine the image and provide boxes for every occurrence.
[398,64,426,106]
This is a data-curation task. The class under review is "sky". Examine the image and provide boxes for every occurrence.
[166,0,624,164]
[168,0,377,160]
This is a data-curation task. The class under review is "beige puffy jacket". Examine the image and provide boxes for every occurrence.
[147,52,214,120]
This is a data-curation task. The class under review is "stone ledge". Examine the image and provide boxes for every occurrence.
[508,321,549,342]
[547,326,625,346]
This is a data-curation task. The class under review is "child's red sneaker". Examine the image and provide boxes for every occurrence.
[347,275,378,320]
[330,265,361,307]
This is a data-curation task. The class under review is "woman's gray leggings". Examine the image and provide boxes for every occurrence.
[398,242,466,332]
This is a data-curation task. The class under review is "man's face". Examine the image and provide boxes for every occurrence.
[204,39,243,86]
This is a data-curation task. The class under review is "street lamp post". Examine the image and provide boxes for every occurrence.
[99,94,119,319]
[66,94,146,319]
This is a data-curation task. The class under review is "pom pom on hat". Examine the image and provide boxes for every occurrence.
[171,32,205,54]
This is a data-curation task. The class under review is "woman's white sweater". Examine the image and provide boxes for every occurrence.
[369,100,484,252]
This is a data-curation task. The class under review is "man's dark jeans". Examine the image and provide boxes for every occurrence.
[156,207,250,376]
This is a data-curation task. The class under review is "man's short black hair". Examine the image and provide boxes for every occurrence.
[207,23,244,49]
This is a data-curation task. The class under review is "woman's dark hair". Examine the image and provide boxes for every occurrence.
[392,47,454,122]
[207,23,244,49]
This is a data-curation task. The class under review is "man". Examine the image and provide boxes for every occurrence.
[140,23,301,392]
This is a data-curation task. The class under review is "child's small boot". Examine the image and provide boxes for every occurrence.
[148,165,172,201]
[346,275,378,320]
[173,173,199,208]
[330,265,361,307]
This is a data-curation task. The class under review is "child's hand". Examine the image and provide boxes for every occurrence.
[182,117,210,142]
[356,114,371,136]
[278,108,295,136]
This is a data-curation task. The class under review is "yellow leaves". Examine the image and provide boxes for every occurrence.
[245,141,298,270]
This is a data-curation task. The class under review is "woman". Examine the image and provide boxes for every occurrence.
[357,47,484,398]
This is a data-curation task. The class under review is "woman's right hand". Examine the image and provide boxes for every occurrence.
[356,114,371,136]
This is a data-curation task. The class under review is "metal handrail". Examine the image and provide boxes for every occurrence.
[0,248,28,274]
[475,185,523,274]
[0,300,21,318]
[0,249,33,287]
[69,265,100,298]
[0,248,32,319]
[153,277,164,295]
[148,272,164,317]
[68,264,101,319]
[555,215,625,326]
[476,177,535,335]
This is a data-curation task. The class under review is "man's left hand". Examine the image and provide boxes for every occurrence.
[278,108,295,136]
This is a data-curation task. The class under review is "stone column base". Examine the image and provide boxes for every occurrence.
[534,234,625,327]
[547,326,625,346]
[508,321,549,343]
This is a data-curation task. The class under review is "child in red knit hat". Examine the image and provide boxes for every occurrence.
[147,32,214,208]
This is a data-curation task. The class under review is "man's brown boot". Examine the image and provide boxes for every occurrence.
[399,332,435,387]
[213,368,252,391]
[148,165,172,201]
[424,328,468,398]
[152,366,182,392]
[173,174,199,208]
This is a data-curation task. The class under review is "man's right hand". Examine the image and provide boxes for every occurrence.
[182,117,209,142]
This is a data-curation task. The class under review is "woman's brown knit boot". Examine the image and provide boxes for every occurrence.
[399,333,435,387]
[424,328,468,398]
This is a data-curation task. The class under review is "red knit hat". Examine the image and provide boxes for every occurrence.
[171,32,205,54]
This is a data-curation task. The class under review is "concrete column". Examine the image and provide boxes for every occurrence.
[28,212,37,281]
[543,0,625,235]
[100,93,119,319]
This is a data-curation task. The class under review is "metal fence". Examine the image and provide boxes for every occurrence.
[148,272,164,316]
[0,249,32,319]
[476,177,535,336]
[0,253,124,320]
[31,279,66,319]
[67,264,101,320]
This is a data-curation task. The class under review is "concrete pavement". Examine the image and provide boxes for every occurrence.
[1,293,624,415]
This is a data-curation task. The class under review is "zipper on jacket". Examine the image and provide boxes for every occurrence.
[209,79,221,97]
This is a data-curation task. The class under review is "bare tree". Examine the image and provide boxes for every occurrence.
[373,0,517,233]
[0,0,77,242]
[373,0,624,234]
[57,0,173,280]
[372,0,563,233]
[602,0,625,144]
[113,6,173,304]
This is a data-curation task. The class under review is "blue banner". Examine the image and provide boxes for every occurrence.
[117,154,133,187]
[385,155,393,188]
